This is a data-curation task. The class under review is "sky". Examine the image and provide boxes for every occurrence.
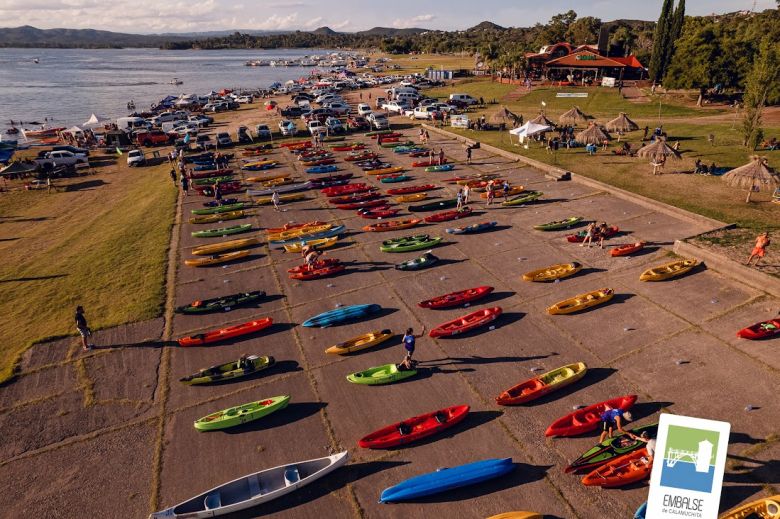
[1,0,775,34]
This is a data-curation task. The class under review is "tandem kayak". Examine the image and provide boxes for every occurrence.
[522,262,582,282]
[325,329,393,355]
[363,219,422,232]
[358,404,470,449]
[184,249,250,267]
[418,286,494,309]
[737,319,780,340]
[502,191,543,206]
[719,495,780,519]
[408,198,458,212]
[192,223,252,238]
[566,423,659,474]
[425,164,454,172]
[387,184,435,195]
[380,236,441,253]
[395,252,439,271]
[545,395,637,437]
[302,304,381,328]
[639,259,699,281]
[496,362,587,405]
[446,221,498,234]
[547,288,614,315]
[177,317,273,347]
[175,290,266,314]
[347,363,417,385]
[533,216,583,231]
[191,202,249,215]
[191,237,260,256]
[306,165,339,174]
[581,448,651,487]
[424,207,472,223]
[379,458,514,502]
[610,241,645,257]
[179,355,275,385]
[429,307,502,338]
[194,395,290,431]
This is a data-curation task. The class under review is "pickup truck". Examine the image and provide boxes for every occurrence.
[406,106,441,120]
[35,150,89,169]
[134,130,172,147]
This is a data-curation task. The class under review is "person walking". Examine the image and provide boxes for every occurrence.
[46,175,53,194]
[463,184,470,204]
[466,146,472,164]
[271,190,281,211]
[169,168,177,184]
[501,180,511,201]
[581,222,596,248]
[438,148,445,166]
[486,181,495,206]
[180,174,189,196]
[456,188,464,211]
[747,231,770,266]
[75,306,94,351]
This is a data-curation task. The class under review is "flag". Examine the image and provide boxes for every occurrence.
[116,147,122,155]
[183,133,191,144]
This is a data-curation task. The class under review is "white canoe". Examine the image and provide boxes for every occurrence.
[149,451,349,518]
[247,181,312,197]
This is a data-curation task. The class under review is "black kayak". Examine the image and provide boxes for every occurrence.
[408,198,458,212]
[395,253,439,271]
[565,423,658,473]
[175,290,266,314]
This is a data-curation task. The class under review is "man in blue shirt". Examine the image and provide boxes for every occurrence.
[399,327,425,369]
[599,407,632,442]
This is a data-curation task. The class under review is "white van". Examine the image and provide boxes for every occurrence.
[396,92,419,105]
[386,86,418,99]
[448,93,479,106]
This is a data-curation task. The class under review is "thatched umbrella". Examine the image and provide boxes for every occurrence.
[491,106,522,126]
[575,123,610,145]
[559,106,588,126]
[635,138,681,161]
[530,112,554,126]
[722,156,780,202]
[605,112,639,132]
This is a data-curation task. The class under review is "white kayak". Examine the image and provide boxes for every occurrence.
[247,181,312,197]
[149,451,349,518]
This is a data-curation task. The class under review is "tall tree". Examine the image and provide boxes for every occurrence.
[741,37,780,149]
[565,17,602,45]
[662,0,685,78]
[648,0,674,83]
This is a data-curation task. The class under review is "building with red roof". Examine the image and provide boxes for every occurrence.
[525,44,645,83]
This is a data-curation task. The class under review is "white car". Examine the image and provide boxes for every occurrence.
[235,95,253,104]
[357,103,372,116]
[126,149,146,167]
[366,112,389,130]
[307,120,325,136]
[381,101,409,114]
[324,102,350,115]
[278,119,298,136]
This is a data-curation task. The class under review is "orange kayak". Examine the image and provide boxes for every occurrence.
[265,221,326,234]
[362,218,422,232]
[581,448,651,488]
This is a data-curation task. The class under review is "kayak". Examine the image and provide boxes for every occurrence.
[408,150,431,157]
[408,198,458,212]
[175,290,266,314]
[534,216,583,230]
[308,173,352,184]
[245,172,291,183]
[411,159,439,167]
[178,317,273,347]
[282,236,338,253]
[359,405,470,449]
[382,140,414,148]
[197,184,243,197]
[302,158,336,167]
[268,225,345,247]
[446,221,498,234]
[387,184,435,195]
[280,139,312,148]
[189,168,233,179]
[566,423,659,474]
[381,236,441,253]
[189,210,247,225]
[545,395,638,437]
[450,174,500,185]
[425,164,454,172]
[502,191,543,206]
[266,221,326,234]
[429,307,502,338]
[465,179,503,191]
[289,263,345,280]
[184,249,251,267]
[347,363,417,385]
[191,175,234,186]
[611,241,645,257]
[380,175,411,184]
[336,199,387,210]
[331,144,364,152]
[359,208,401,219]
[418,286,494,309]
[487,513,542,519]
[191,202,248,215]
[325,329,393,355]
[395,193,427,203]
[268,223,331,241]
[367,167,406,176]
[202,197,239,207]
[496,362,587,405]
[480,186,525,198]
[194,395,290,431]
[719,494,780,519]
[321,183,370,196]
[396,252,439,271]
[547,288,614,314]
[737,319,780,340]
[363,218,422,232]
[247,181,312,196]
[179,355,275,385]
[306,165,339,174]
[567,226,619,243]
[581,448,652,487]
[424,207,473,223]
[639,259,698,281]
[191,237,260,256]
[287,259,341,274]
[361,162,392,171]
[379,458,514,503]
[253,192,307,205]
[329,192,381,205]
[635,502,647,519]
[522,262,582,282]
[192,223,252,238]
[302,303,381,327]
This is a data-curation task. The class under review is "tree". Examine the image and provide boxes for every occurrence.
[565,17,601,45]
[662,0,685,77]
[742,37,780,149]
[663,23,723,105]
[649,0,674,83]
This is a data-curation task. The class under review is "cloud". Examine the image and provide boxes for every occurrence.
[392,13,435,29]
[253,12,300,30]
[330,19,351,30]
[303,16,324,29]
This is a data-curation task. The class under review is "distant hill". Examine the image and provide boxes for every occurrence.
[467,21,506,31]
[0,25,187,48]
[312,26,338,36]
[356,27,429,36]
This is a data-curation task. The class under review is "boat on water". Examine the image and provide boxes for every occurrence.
[169,77,183,85]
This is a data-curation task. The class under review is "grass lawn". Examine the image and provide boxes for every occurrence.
[0,158,177,382]
[372,53,474,74]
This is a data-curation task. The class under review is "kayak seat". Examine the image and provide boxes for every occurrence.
[398,423,412,436]
[204,492,221,510]
[434,412,448,424]
[247,475,262,497]
[284,467,300,486]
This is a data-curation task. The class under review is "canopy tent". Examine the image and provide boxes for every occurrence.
[636,138,681,161]
[509,121,552,144]
[721,155,780,202]
[559,106,588,126]
[62,126,84,137]
[491,106,522,126]
[82,113,111,128]
[575,123,610,145]
[529,113,554,126]
[605,112,639,132]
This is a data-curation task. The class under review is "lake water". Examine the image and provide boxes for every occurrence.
[0,48,332,129]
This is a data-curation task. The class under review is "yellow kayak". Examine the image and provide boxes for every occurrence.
[268,223,331,241]
[640,258,698,281]
[480,186,525,198]
[243,159,277,168]
[455,174,500,185]
[547,288,614,315]
[367,166,404,176]
[719,494,780,519]
[487,513,542,519]
[184,249,250,267]
[261,177,296,188]
[522,262,582,282]
[254,192,306,205]
[189,210,247,225]
[283,236,338,253]
[246,172,291,183]
[192,237,260,256]
[395,193,427,203]
[325,329,393,355]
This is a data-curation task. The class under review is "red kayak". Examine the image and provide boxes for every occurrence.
[195,184,243,196]
[411,160,437,167]
[321,183,370,196]
[566,226,620,243]
[358,207,400,219]
[429,307,502,338]
[424,207,473,223]
[337,199,387,210]
[358,405,470,449]
[309,173,353,185]
[737,319,780,340]
[289,264,345,280]
[545,395,637,437]
[287,259,341,274]
[329,192,381,205]
[418,286,494,309]
[611,242,645,257]
[177,318,273,347]
[581,449,651,488]
[189,168,233,179]
[387,184,435,195]
[280,140,311,148]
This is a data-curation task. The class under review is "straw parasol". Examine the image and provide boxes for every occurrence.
[722,155,780,202]
[491,106,522,126]
[575,123,610,145]
[605,112,639,132]
[635,138,681,161]
[529,112,554,126]
[559,106,588,126]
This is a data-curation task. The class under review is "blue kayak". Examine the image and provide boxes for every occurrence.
[380,458,514,503]
[306,165,339,174]
[193,163,217,171]
[380,175,411,184]
[268,225,345,248]
[445,221,498,234]
[634,502,647,519]
[242,163,276,171]
[303,304,382,328]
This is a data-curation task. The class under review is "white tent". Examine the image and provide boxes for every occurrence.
[509,121,552,144]
[62,125,84,137]
[82,113,111,128]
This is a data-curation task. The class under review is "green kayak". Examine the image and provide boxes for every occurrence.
[192,223,252,238]
[194,395,290,431]
[381,236,442,253]
[175,290,265,314]
[365,129,393,136]
[346,363,417,385]
[395,252,439,271]
[502,191,544,207]
[191,175,234,186]
[381,140,414,148]
[533,216,583,231]
[566,423,659,473]
[179,355,275,385]
[382,234,429,246]
[408,198,458,212]
[191,202,249,215]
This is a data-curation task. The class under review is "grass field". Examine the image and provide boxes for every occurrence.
[0,158,177,382]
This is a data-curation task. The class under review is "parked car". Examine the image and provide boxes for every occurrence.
[325,117,346,134]
[375,96,387,109]
[235,95,253,104]
[236,126,252,144]
[301,108,336,123]
[188,115,212,127]
[126,149,146,167]
[34,150,89,169]
[216,132,233,147]
[408,106,441,120]
[366,112,389,130]
[280,105,304,117]
[255,124,272,139]
[381,100,410,114]
[448,93,479,106]
[279,119,298,136]
[37,145,89,157]
[307,120,326,136]
[134,130,171,147]
[356,103,372,116]
[323,101,350,115]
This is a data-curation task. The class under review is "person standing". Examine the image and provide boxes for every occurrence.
[271,190,280,211]
[463,184,470,204]
[747,231,770,266]
[581,222,596,248]
[401,327,425,364]
[486,181,495,206]
[466,146,472,164]
[169,168,177,184]
[75,306,93,351]
[456,188,464,211]
[180,174,189,196]
[501,179,511,200]
[438,148,445,166]
[213,181,222,201]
